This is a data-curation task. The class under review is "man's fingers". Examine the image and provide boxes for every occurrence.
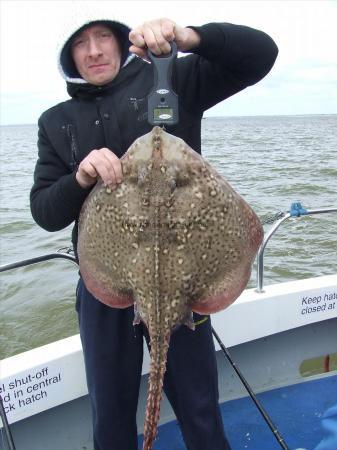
[109,154,123,184]
[76,158,98,188]
[81,160,98,179]
[129,19,176,57]
[95,149,122,187]
[129,27,146,49]
[76,148,123,189]
[143,26,161,55]
[144,24,172,55]
[160,19,175,43]
[129,45,147,59]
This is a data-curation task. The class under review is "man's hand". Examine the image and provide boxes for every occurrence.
[129,18,201,59]
[75,148,122,189]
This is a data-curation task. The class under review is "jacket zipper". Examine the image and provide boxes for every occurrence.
[66,124,79,171]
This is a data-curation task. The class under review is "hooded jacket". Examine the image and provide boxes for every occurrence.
[30,20,278,251]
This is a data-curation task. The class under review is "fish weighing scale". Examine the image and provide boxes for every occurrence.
[147,41,179,126]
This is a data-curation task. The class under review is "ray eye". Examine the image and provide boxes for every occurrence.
[168,179,176,191]
[137,167,148,185]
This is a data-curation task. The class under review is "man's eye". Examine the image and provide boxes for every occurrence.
[100,32,112,38]
[73,39,84,47]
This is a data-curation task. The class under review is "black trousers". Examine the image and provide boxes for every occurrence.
[76,278,231,450]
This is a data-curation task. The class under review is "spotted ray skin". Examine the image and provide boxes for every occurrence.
[77,127,263,450]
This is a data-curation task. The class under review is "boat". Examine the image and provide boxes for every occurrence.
[1,204,336,450]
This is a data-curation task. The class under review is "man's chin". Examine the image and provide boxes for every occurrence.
[88,74,116,86]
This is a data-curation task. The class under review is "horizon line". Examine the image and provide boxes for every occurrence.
[1,112,336,127]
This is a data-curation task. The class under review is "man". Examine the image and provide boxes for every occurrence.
[30,17,278,450]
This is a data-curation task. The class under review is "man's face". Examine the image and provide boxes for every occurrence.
[71,24,122,85]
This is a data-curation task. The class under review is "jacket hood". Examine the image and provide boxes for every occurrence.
[58,19,135,85]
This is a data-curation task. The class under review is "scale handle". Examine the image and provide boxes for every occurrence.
[147,41,177,91]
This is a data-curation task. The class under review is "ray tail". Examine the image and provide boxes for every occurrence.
[142,330,171,450]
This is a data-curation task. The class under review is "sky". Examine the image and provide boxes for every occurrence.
[0,0,337,125]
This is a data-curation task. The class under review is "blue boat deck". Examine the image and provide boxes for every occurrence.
[3,319,337,450]
[138,374,337,450]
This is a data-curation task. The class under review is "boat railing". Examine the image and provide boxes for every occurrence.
[256,202,337,293]
[1,202,336,292]
[0,247,77,273]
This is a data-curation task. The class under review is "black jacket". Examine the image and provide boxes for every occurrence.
[30,22,278,250]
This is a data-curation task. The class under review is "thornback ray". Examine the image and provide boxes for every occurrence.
[77,126,263,450]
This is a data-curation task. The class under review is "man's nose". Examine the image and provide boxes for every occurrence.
[87,38,102,57]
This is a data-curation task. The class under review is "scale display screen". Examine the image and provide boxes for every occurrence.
[153,108,173,121]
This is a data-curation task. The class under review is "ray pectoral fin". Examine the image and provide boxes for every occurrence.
[191,264,252,314]
[80,260,134,309]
